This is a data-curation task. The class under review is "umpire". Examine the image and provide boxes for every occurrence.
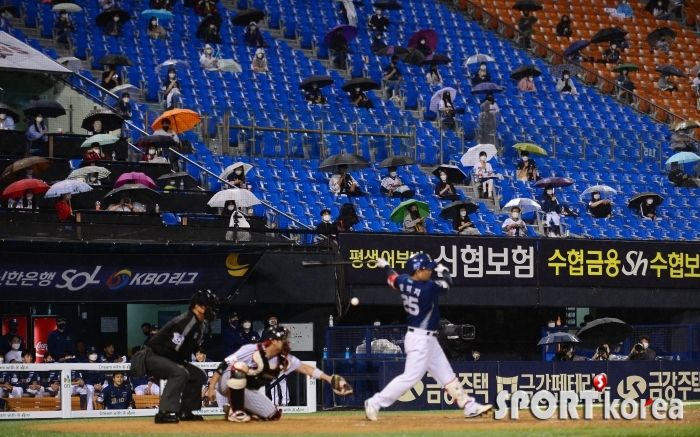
[133,290,219,424]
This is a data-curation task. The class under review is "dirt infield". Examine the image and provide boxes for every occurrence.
[24,408,700,436]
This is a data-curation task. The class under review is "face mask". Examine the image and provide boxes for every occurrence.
[230,319,239,326]
[93,149,100,154]
[148,149,156,155]
[26,194,33,200]
[312,84,318,89]
[235,169,242,175]
[169,73,175,79]
[57,323,66,329]
[487,97,494,103]
[479,156,486,162]
[242,322,251,329]
[163,125,170,131]
[547,189,553,195]
[646,199,653,205]
[11,343,20,350]
[420,39,425,44]
[564,74,570,79]
[251,26,256,31]
[611,44,617,50]
[528,77,533,81]
[123,97,129,103]
[0,114,5,120]
[227,205,235,211]
[460,211,467,217]
[355,87,361,92]
[373,322,381,326]
[113,16,119,22]
[547,322,555,327]
[512,212,520,219]
[257,54,264,59]
[151,20,157,26]
[522,156,529,162]
[593,194,600,200]
[89,354,98,361]
[480,65,486,71]
[389,171,397,177]
[322,214,331,222]
[440,175,447,182]
[36,117,43,123]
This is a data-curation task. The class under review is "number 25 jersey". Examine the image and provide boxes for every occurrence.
[390,274,449,331]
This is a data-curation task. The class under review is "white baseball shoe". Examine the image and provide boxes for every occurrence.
[227,409,251,423]
[364,400,378,421]
[465,402,493,418]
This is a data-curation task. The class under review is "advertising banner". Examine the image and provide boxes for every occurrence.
[32,316,56,363]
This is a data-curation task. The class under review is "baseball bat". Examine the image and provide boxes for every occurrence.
[302,260,375,268]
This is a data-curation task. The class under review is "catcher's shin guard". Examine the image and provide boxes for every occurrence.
[444,378,471,409]
[227,370,247,412]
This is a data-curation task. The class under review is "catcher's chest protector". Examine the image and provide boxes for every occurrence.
[246,348,285,390]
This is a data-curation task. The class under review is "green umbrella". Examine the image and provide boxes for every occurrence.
[513,143,548,156]
[612,63,638,73]
[81,134,120,148]
[389,199,429,223]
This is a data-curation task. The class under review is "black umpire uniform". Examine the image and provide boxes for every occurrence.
[136,290,218,423]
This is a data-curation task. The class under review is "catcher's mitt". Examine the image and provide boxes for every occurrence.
[330,374,353,396]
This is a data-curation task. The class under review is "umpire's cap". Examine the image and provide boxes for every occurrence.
[408,253,437,274]
[263,325,288,342]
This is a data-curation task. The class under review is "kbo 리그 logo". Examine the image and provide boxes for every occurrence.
[495,373,683,421]
[106,269,132,290]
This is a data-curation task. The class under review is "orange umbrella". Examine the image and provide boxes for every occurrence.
[151,108,201,134]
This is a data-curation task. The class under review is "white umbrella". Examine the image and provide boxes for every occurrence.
[68,166,111,181]
[503,198,541,214]
[110,84,140,97]
[57,56,82,72]
[208,189,261,208]
[45,180,93,198]
[214,59,243,73]
[580,185,617,199]
[466,53,495,65]
[429,87,457,112]
[52,3,82,13]
[460,143,497,167]
[220,163,253,180]
[155,59,190,75]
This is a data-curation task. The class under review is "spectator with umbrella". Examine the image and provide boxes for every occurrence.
[329,164,364,196]
[517,10,538,49]
[0,104,17,130]
[512,65,540,93]
[199,44,218,70]
[83,142,108,162]
[667,161,697,188]
[370,32,386,54]
[617,0,634,17]
[329,27,350,70]
[220,162,252,189]
[380,166,414,199]
[651,0,670,19]
[108,192,146,212]
[472,62,492,86]
[54,10,75,47]
[26,113,48,146]
[501,206,527,236]
[350,87,374,109]
[473,150,497,199]
[425,64,442,87]
[539,183,563,237]
[399,201,427,233]
[383,55,403,101]
[1,157,51,183]
[556,70,578,95]
[412,36,434,57]
[603,43,621,64]
[300,75,333,105]
[658,73,677,93]
[368,7,389,33]
[555,15,572,37]
[628,193,663,220]
[434,170,460,201]
[56,192,74,222]
[152,117,180,143]
[252,48,269,74]
[101,65,121,91]
[117,92,132,121]
[195,0,219,17]
[46,180,93,222]
[441,201,479,235]
[615,67,636,104]
[104,12,123,37]
[147,17,167,40]
[199,20,221,44]
[516,150,538,182]
[670,122,699,151]
[2,180,49,211]
[477,93,499,144]
[583,185,616,218]
[162,67,182,110]
[244,22,266,47]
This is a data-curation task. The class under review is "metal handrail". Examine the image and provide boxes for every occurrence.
[453,0,687,127]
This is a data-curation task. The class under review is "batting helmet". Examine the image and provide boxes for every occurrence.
[407,253,437,275]
[263,325,288,342]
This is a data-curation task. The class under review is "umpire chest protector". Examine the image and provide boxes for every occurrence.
[246,345,287,390]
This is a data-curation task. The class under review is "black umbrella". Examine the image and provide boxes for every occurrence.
[299,75,334,92]
[341,77,380,92]
[513,0,543,12]
[373,1,403,10]
[81,109,124,132]
[421,54,452,65]
[510,65,542,80]
[155,172,199,190]
[0,5,19,16]
[231,8,266,26]
[104,183,162,204]
[135,135,178,148]
[378,155,417,168]
[318,153,370,173]
[537,332,581,346]
[656,64,685,78]
[197,14,223,40]
[95,8,130,27]
[376,45,410,56]
[627,192,664,210]
[0,103,20,122]
[398,47,425,66]
[97,54,134,67]
[439,200,478,220]
[432,165,467,183]
[590,27,628,45]
[23,100,66,118]
[576,318,632,349]
[647,27,676,45]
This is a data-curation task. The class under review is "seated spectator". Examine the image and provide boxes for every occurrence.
[477,93,499,143]
[244,22,266,47]
[90,120,106,136]
[640,197,657,220]
[472,62,491,85]
[668,161,697,187]
[555,15,572,37]
[602,43,621,64]
[99,342,124,363]
[403,203,426,233]
[316,208,336,233]
[370,32,386,54]
[652,1,669,19]
[628,335,656,360]
[588,191,612,218]
[425,64,442,87]
[12,189,38,211]
[83,143,107,162]
[383,55,403,101]
[369,8,390,33]
[453,206,480,235]
[516,151,538,182]
[517,75,536,92]
[541,184,562,237]
[414,37,432,56]
[617,0,634,17]
[658,73,677,93]
[4,335,23,363]
[329,164,364,196]
[101,65,121,91]
[434,170,460,201]
[162,67,182,110]
[195,0,219,16]
[252,48,269,73]
[227,165,247,189]
[655,37,671,54]
[0,372,22,398]
[54,10,75,46]
[473,151,495,199]
[380,166,414,199]
[117,93,132,121]
[615,69,636,105]
[149,150,168,164]
[194,345,213,362]
[200,22,221,44]
[107,194,145,212]
[350,88,374,109]
[691,72,700,95]
[200,44,218,70]
[0,108,15,130]
[438,91,463,129]
[305,83,328,105]
[670,130,697,152]
[502,206,527,236]
[56,193,74,222]
[556,70,578,95]
[104,14,123,37]
[329,28,349,69]
[333,203,360,231]
[98,372,135,410]
[517,11,538,48]
[147,18,167,40]
[27,113,48,144]
[134,376,159,396]
[99,0,116,11]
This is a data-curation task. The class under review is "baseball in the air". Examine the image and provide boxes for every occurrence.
[350,297,360,306]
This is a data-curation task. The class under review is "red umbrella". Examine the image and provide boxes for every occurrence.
[114,172,156,189]
[1,179,50,199]
[408,29,438,51]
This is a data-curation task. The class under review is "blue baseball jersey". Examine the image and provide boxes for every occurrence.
[100,384,133,409]
[390,274,449,331]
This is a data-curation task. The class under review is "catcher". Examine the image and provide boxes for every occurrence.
[207,325,352,422]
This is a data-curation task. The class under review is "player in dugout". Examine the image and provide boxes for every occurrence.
[207,325,353,422]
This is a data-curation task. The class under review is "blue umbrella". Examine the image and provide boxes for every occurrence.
[563,40,590,57]
[141,9,175,20]
[665,151,700,165]
[470,82,505,95]
[45,180,93,198]
[324,25,359,46]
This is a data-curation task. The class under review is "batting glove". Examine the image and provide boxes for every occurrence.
[435,264,449,275]
[375,257,390,268]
